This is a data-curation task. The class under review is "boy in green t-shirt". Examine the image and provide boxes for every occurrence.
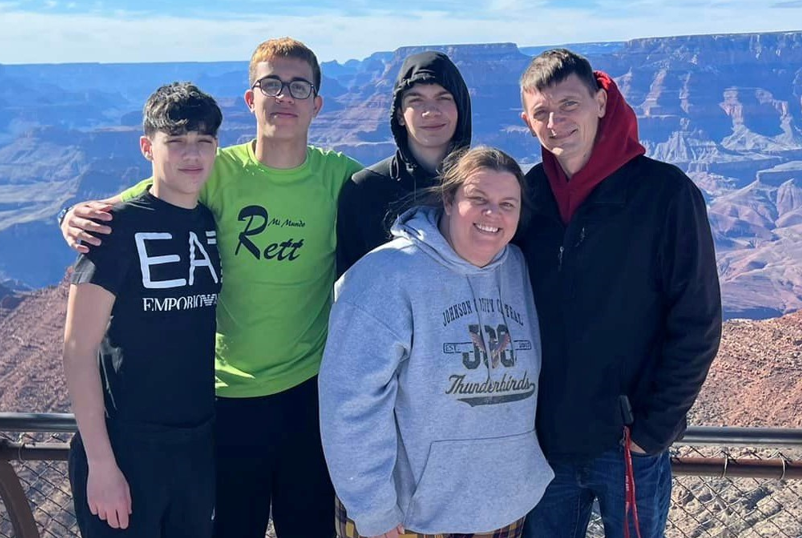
[60,38,362,538]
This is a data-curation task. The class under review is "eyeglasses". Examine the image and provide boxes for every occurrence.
[252,76,316,100]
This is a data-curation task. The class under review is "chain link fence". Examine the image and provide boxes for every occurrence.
[3,429,802,538]
[0,430,281,538]
[663,446,802,538]
[0,431,78,538]
[585,446,802,538]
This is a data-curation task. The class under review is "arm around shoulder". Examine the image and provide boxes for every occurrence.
[60,178,151,253]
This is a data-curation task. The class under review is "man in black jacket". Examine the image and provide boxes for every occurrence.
[517,49,722,538]
[336,51,471,275]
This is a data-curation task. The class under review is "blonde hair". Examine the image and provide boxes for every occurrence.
[248,37,321,90]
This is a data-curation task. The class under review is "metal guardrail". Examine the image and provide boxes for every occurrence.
[0,414,77,434]
[6,413,802,443]
[4,413,802,478]
[679,426,802,447]
[3,414,802,537]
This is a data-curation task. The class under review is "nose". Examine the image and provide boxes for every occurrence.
[274,84,294,102]
[547,111,563,130]
[184,142,202,159]
[421,100,441,116]
[483,203,499,216]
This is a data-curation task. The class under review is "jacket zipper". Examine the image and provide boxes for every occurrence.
[558,225,586,273]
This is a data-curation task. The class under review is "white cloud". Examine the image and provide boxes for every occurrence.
[0,5,799,64]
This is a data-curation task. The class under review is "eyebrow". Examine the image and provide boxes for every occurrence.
[166,133,216,139]
[467,187,519,202]
[531,94,582,112]
[260,75,313,83]
[404,89,452,98]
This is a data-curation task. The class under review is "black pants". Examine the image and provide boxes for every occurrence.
[69,420,214,538]
[213,376,335,538]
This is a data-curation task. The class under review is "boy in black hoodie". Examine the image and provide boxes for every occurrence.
[336,51,472,275]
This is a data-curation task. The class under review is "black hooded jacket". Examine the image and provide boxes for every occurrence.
[518,155,722,461]
[336,51,471,276]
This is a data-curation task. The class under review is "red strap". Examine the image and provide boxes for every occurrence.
[623,426,643,538]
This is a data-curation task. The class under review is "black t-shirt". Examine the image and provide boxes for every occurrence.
[72,191,222,428]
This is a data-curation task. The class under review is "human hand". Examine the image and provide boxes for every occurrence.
[86,460,132,529]
[61,201,113,253]
[368,524,405,538]
[630,441,648,455]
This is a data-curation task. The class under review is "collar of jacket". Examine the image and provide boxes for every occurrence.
[390,149,439,193]
[527,156,640,223]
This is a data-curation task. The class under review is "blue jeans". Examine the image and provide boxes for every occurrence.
[523,446,672,538]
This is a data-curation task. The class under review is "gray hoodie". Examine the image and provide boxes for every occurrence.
[319,206,553,536]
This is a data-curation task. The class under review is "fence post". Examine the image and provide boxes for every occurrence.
[0,457,40,538]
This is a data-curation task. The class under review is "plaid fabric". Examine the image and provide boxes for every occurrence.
[335,497,525,538]
[450,517,524,538]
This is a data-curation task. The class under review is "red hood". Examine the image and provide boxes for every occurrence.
[541,71,646,224]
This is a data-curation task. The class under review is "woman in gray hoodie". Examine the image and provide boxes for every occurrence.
[320,147,553,538]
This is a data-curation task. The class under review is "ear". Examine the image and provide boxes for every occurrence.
[312,95,324,117]
[596,88,608,118]
[244,89,255,112]
[520,111,536,138]
[397,107,406,127]
[140,136,153,161]
[443,195,453,216]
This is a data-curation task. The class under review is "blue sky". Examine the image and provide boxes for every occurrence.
[0,0,800,64]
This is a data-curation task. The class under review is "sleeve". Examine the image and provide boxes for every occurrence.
[631,176,722,453]
[336,178,370,278]
[344,155,364,179]
[318,298,408,536]
[119,179,153,202]
[71,220,131,296]
[198,155,222,207]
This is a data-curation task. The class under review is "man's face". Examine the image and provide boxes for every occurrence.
[397,82,458,156]
[141,130,218,198]
[520,73,607,175]
[245,57,323,142]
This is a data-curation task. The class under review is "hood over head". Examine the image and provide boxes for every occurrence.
[390,51,472,174]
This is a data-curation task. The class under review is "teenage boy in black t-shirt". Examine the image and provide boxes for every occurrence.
[63,82,223,538]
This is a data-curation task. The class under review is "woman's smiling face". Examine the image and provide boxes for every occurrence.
[441,168,522,267]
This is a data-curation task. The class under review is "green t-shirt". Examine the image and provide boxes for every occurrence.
[122,141,363,397]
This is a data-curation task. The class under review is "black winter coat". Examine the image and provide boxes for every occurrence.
[517,155,722,461]
[336,154,436,277]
